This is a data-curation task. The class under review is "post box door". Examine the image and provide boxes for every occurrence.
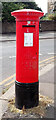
[16,21,39,83]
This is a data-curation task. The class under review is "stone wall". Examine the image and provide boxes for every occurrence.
[2,22,16,34]
[1,20,56,34]
[40,20,56,32]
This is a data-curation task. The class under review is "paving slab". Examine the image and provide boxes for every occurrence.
[40,83,54,99]
[0,100,8,120]
[0,84,15,100]
[0,84,15,120]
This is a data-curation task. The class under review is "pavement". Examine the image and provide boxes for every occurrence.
[0,31,55,119]
[0,31,56,42]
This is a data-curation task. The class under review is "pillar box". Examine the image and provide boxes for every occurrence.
[11,9,44,109]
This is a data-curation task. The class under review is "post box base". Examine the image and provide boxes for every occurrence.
[15,81,39,109]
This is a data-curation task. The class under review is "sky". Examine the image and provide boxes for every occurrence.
[34,0,48,14]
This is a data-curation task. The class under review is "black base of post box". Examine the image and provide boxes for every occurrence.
[15,81,39,109]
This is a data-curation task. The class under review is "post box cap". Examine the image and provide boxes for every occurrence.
[11,9,44,21]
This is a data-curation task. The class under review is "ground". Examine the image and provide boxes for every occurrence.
[2,94,54,119]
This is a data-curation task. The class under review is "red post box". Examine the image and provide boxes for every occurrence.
[11,9,44,109]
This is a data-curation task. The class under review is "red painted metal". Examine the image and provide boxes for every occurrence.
[11,9,44,83]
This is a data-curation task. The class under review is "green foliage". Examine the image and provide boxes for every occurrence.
[23,2,42,11]
[41,12,56,21]
[2,2,42,22]
[48,13,56,20]
[2,2,26,22]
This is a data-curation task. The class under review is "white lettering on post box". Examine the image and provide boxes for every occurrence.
[24,33,33,47]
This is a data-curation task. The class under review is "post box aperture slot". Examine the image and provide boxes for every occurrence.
[22,25,35,28]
